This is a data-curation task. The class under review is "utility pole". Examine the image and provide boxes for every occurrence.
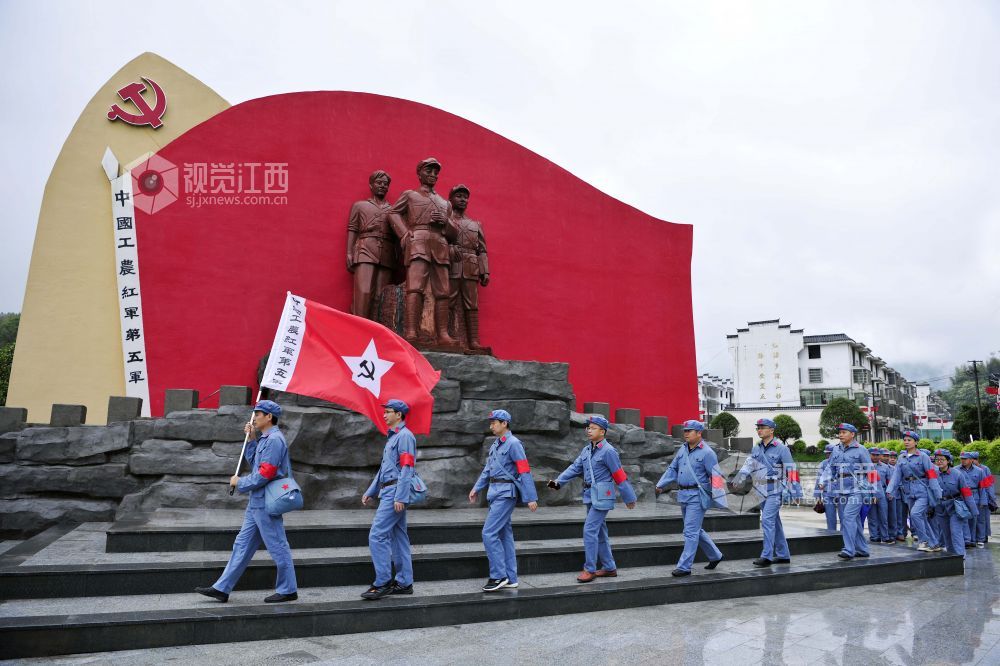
[870,372,879,443]
[970,360,984,441]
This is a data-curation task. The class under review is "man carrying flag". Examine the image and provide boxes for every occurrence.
[256,294,443,599]
[195,400,298,603]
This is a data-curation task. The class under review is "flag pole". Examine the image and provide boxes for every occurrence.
[229,389,263,496]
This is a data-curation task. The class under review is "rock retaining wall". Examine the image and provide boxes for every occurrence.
[0,352,716,537]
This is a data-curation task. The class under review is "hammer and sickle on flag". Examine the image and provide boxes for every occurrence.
[342,339,394,398]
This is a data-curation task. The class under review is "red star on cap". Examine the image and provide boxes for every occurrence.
[282,484,289,490]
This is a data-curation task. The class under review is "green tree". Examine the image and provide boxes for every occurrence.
[0,312,18,347]
[940,357,1000,413]
[953,403,1000,443]
[0,341,13,406]
[773,414,802,442]
[0,313,18,406]
[709,411,740,438]
[819,397,869,438]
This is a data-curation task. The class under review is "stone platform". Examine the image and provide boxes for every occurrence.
[0,505,963,659]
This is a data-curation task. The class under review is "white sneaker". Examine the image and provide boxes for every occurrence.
[917,542,931,552]
[506,582,519,588]
[931,546,944,552]
[482,578,509,592]
[977,542,986,548]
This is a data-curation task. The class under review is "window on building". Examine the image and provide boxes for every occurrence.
[808,368,823,383]
[808,345,821,359]
[852,369,867,385]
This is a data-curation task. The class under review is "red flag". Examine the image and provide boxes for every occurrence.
[260,293,441,434]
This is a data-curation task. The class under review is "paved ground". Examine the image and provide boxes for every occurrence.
[5,509,1000,665]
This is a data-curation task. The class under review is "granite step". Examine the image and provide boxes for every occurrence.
[2,525,843,599]
[105,506,759,552]
[0,549,963,659]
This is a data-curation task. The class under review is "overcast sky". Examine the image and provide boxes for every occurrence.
[2,1,998,388]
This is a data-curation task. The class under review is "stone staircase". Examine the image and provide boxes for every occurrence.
[0,505,962,659]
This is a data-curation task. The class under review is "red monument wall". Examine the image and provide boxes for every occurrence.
[134,92,697,424]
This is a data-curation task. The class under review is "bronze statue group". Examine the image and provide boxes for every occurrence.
[346,159,489,352]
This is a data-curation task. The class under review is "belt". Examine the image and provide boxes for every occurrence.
[904,476,922,481]
[456,247,478,255]
[358,232,390,240]
[678,485,699,490]
[380,479,397,489]
[839,473,855,478]
[412,224,443,231]
[489,478,514,484]
[942,494,959,501]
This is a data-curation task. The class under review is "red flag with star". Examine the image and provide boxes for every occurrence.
[260,293,441,434]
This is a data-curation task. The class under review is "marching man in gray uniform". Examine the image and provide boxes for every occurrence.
[656,420,727,576]
[547,416,637,583]
[469,409,538,592]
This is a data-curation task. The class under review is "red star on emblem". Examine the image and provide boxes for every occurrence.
[282,484,289,490]
[606,490,612,496]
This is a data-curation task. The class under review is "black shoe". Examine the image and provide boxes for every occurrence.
[195,586,229,602]
[752,558,772,567]
[855,552,870,558]
[838,552,853,560]
[390,582,413,595]
[482,578,509,592]
[264,592,297,603]
[774,558,791,564]
[705,558,723,570]
[361,583,394,600]
[671,568,691,577]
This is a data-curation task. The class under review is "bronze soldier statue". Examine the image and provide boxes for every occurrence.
[387,158,457,346]
[346,170,395,319]
[447,184,489,351]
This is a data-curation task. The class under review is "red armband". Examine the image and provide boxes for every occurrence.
[399,452,415,467]
[788,470,800,483]
[611,468,628,484]
[980,478,993,488]
[259,462,278,480]
[961,487,973,497]
[866,471,878,483]
[926,468,938,479]
[711,474,726,489]
[515,458,531,474]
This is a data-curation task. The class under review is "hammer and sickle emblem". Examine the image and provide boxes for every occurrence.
[357,360,376,381]
[107,77,167,129]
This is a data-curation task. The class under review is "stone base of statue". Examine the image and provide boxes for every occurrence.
[377,283,491,355]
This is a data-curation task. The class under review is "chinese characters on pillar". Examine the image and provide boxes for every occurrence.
[110,171,151,416]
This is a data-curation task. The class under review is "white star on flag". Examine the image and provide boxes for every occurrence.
[341,338,394,398]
